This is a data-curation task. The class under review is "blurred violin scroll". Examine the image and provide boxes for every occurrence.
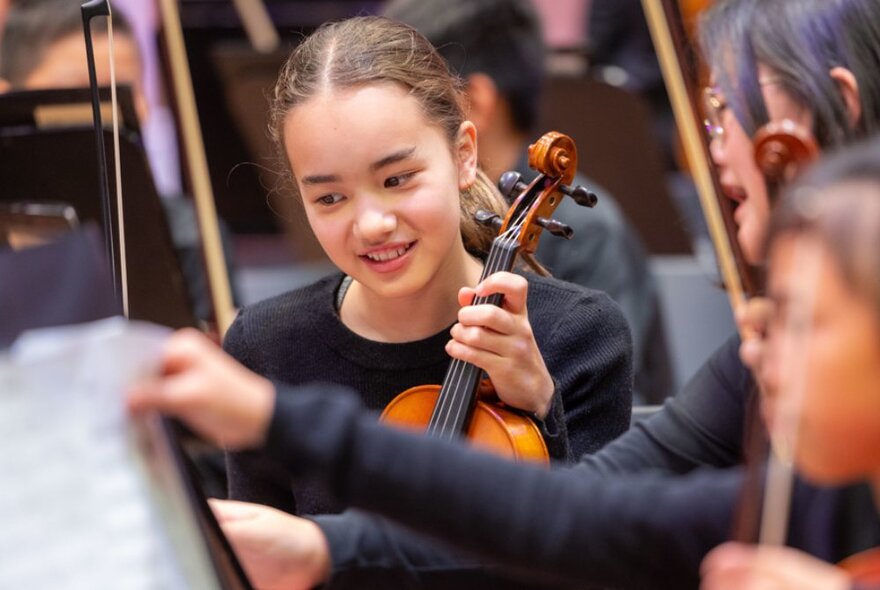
[753,120,819,192]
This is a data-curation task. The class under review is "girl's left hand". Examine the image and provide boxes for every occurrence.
[700,542,850,590]
[448,272,554,418]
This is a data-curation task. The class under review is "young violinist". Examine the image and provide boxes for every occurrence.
[221,15,632,517]
[129,0,880,587]
[702,138,880,590]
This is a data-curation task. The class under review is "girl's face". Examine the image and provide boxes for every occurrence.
[708,65,814,264]
[284,82,477,301]
[764,231,880,484]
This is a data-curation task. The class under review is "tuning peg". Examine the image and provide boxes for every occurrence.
[474,209,503,232]
[498,171,528,202]
[536,217,573,239]
[559,184,598,208]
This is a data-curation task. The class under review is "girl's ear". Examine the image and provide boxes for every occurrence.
[0,78,10,94]
[456,121,478,191]
[830,66,862,128]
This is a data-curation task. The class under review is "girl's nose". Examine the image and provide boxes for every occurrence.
[354,206,397,244]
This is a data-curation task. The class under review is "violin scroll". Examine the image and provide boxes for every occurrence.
[527,132,598,207]
[528,132,577,181]
[753,120,819,186]
[493,131,597,255]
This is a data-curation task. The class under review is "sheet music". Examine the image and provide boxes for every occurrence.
[0,318,220,589]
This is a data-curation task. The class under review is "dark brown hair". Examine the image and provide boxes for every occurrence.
[269,16,507,257]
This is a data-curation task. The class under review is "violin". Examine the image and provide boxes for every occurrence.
[642,0,820,546]
[753,120,819,201]
[380,131,597,463]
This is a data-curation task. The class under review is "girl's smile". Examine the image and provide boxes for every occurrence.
[359,241,417,273]
[283,81,481,339]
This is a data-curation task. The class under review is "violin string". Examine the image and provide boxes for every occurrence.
[427,234,509,436]
[430,237,509,438]
[436,221,524,439]
[436,197,535,438]
[430,199,533,439]
[429,217,522,437]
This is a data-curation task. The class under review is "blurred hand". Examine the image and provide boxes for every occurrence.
[449,272,554,418]
[210,499,331,590]
[701,542,849,590]
[127,328,275,449]
[736,297,775,375]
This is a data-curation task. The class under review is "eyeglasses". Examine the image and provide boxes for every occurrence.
[701,77,784,143]
[702,86,727,142]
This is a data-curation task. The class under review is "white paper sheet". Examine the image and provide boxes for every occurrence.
[0,318,221,589]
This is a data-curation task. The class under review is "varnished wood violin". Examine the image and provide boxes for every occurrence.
[380,131,597,463]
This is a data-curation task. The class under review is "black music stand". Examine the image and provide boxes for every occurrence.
[0,223,118,348]
[0,86,196,329]
[155,418,254,590]
[0,87,253,588]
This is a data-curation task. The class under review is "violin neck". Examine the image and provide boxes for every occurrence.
[426,238,519,440]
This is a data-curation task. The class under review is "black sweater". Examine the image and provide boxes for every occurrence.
[257,334,879,589]
[256,381,880,590]
[224,272,632,515]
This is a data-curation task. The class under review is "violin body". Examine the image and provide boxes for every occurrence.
[381,383,549,463]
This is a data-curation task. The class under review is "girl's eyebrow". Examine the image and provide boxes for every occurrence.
[301,147,417,186]
[370,146,416,172]
[302,173,340,186]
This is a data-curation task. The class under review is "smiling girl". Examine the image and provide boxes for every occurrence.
[222,16,632,516]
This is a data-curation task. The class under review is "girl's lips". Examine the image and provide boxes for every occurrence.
[359,241,416,273]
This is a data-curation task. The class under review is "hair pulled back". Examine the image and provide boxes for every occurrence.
[269,16,506,257]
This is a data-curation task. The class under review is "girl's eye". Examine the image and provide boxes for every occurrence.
[384,172,415,188]
[316,193,345,206]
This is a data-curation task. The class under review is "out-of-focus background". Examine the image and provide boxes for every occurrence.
[0,0,732,398]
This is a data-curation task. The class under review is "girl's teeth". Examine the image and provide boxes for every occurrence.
[367,246,407,262]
